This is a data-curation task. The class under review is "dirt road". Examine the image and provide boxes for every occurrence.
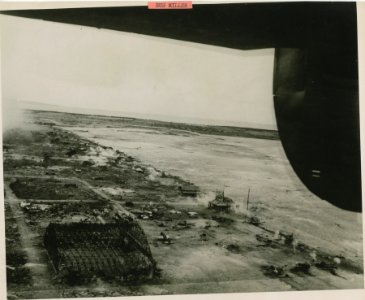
[4,181,61,298]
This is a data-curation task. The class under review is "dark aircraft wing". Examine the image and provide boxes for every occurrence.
[1,2,361,211]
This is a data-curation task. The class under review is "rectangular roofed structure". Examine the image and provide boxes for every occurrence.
[44,222,155,282]
[179,185,199,197]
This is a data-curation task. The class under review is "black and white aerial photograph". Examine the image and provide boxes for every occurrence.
[0,1,364,299]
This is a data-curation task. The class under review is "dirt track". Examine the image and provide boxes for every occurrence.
[4,181,60,298]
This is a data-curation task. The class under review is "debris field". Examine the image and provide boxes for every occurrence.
[3,110,363,298]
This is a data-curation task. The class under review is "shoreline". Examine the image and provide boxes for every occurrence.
[3,111,363,298]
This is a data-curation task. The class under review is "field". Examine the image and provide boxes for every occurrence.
[3,109,364,299]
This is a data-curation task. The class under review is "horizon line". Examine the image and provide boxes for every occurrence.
[20,100,278,131]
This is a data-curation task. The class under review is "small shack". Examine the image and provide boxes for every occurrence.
[179,185,199,197]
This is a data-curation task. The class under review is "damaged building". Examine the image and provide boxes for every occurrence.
[43,221,156,282]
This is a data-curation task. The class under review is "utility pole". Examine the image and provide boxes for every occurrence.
[246,187,251,211]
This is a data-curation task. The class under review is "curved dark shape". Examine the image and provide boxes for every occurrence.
[1,2,361,211]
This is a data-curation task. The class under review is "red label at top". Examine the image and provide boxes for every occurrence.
[148,1,193,9]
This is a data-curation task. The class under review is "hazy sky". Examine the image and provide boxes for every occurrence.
[1,14,276,129]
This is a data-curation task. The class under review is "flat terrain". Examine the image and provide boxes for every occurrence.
[3,109,364,299]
